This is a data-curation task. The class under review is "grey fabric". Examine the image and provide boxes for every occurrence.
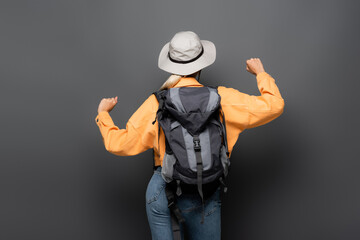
[194,134,205,223]
[220,145,230,177]
[170,120,190,169]
[166,87,220,135]
[179,87,209,113]
[208,118,223,159]
[155,86,229,186]
[161,153,177,183]
[170,120,181,129]
[199,129,212,171]
[206,88,220,112]
[181,126,196,171]
[170,87,217,113]
[169,88,186,112]
[181,127,212,172]
[168,86,220,173]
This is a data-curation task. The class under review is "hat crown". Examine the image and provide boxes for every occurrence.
[168,31,203,62]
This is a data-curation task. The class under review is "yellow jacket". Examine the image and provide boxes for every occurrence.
[95,72,285,166]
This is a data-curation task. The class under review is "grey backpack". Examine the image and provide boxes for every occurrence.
[152,86,230,228]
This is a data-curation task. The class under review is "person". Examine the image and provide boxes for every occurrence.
[95,31,285,240]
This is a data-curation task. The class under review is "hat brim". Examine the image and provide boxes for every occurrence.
[158,40,216,75]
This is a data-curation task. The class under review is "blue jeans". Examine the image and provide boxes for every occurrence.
[145,167,221,240]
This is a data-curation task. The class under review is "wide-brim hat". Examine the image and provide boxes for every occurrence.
[158,31,216,76]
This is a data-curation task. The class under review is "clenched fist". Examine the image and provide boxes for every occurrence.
[246,58,265,76]
[98,96,118,114]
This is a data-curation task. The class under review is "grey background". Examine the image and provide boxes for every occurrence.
[0,0,359,239]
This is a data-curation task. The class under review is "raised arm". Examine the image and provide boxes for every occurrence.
[95,95,158,156]
[244,58,284,128]
[218,58,285,131]
[244,72,284,128]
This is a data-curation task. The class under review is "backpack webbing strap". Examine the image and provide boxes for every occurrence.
[193,135,205,224]
[165,184,184,240]
[152,91,165,170]
[219,105,230,157]
[170,213,182,240]
[219,103,230,194]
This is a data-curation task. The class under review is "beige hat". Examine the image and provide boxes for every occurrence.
[158,31,216,75]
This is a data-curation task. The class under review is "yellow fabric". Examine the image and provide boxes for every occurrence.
[95,72,285,166]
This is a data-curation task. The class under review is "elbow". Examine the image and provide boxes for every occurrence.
[104,142,128,156]
[272,98,285,118]
[105,144,123,156]
[104,143,112,153]
[277,98,285,114]
[104,143,119,155]
[104,140,117,154]
[100,137,113,153]
[104,141,113,153]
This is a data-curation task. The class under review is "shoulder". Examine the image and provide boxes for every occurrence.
[217,86,250,105]
[141,93,159,113]
[217,85,243,94]
[128,93,159,127]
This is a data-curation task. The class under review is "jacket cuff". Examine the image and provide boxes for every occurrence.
[256,71,271,81]
[95,111,115,126]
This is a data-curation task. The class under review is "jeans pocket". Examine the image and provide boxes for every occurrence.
[146,171,166,204]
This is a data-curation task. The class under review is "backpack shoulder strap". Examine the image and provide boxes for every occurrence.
[213,86,229,157]
[151,89,170,169]
[152,89,168,119]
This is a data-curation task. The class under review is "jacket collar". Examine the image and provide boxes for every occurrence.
[172,77,203,88]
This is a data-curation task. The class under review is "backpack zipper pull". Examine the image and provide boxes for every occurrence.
[176,180,182,196]
[219,177,228,193]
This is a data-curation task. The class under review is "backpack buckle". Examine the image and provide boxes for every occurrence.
[193,139,201,151]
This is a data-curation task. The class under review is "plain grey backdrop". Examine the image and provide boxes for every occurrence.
[1,0,359,239]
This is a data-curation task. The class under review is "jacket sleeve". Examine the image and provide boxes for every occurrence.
[219,71,285,130]
[245,72,285,128]
[94,94,158,156]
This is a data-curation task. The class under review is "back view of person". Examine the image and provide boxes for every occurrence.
[95,31,285,240]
